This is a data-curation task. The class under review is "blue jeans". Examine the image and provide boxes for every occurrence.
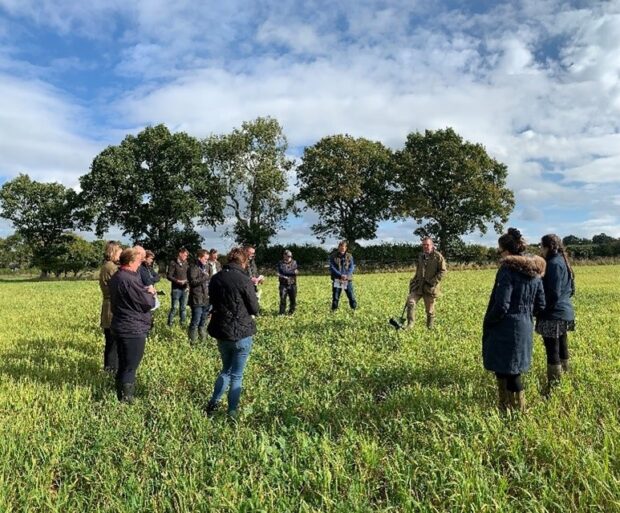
[210,337,253,412]
[190,304,211,329]
[167,288,189,326]
[332,280,357,310]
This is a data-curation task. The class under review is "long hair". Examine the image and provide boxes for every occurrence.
[104,241,121,262]
[498,227,527,255]
[541,234,573,278]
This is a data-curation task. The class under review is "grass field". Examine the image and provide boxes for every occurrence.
[0,266,618,512]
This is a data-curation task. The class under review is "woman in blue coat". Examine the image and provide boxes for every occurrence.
[536,234,575,391]
[483,228,546,412]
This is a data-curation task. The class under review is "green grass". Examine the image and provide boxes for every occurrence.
[0,267,618,512]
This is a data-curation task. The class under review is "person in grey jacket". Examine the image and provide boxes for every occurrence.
[188,249,211,345]
[277,249,298,315]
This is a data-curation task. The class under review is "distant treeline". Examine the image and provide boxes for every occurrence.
[2,234,618,277]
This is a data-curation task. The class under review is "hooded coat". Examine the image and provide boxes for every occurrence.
[482,255,547,374]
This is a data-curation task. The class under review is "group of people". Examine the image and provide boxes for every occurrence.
[98,228,575,417]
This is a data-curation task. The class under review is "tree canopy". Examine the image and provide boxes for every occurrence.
[296,135,393,246]
[202,117,295,249]
[79,124,225,260]
[394,128,514,255]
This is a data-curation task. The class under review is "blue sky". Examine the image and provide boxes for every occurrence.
[1,0,619,250]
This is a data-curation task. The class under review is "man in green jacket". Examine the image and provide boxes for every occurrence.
[406,237,447,329]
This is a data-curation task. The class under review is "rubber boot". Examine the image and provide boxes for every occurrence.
[509,390,526,413]
[198,326,208,342]
[188,327,198,346]
[545,364,562,396]
[496,376,509,412]
[120,383,135,404]
[426,313,435,330]
[115,379,123,401]
[404,304,415,329]
[205,400,220,418]
[560,359,570,373]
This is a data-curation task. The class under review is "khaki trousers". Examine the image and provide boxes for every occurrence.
[406,291,436,315]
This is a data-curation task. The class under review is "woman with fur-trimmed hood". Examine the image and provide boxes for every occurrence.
[482,228,546,412]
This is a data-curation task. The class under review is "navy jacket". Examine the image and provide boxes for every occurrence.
[539,253,575,321]
[109,268,155,336]
[208,263,259,341]
[482,255,546,374]
[139,263,160,287]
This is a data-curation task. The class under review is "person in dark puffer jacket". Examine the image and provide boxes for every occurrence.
[109,246,156,403]
[205,247,259,419]
[482,228,546,413]
[536,234,576,392]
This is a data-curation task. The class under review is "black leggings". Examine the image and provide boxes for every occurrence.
[495,373,523,392]
[114,333,147,384]
[543,334,569,365]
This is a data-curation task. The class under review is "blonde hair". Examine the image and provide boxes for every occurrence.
[104,241,121,262]
[119,247,143,266]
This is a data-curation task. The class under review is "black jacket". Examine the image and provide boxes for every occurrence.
[208,263,259,341]
[167,259,189,290]
[188,260,210,306]
[109,268,155,336]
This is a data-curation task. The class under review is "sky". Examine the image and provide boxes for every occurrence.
[1,0,619,250]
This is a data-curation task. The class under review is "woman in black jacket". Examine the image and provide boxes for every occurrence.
[482,228,546,412]
[206,247,259,418]
[536,234,575,391]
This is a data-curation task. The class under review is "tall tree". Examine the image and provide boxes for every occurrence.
[0,233,33,270]
[0,174,80,275]
[394,128,514,255]
[79,124,225,262]
[202,117,295,249]
[296,135,393,246]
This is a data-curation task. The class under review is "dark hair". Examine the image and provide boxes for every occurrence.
[178,247,189,254]
[145,250,155,259]
[209,248,218,255]
[227,247,248,266]
[196,249,208,259]
[498,227,527,255]
[541,233,573,276]
[338,240,348,248]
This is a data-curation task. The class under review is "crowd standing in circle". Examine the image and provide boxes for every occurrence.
[100,230,576,416]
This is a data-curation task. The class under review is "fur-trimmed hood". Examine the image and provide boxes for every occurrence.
[500,254,546,278]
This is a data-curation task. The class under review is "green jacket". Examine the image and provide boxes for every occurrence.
[99,260,118,328]
[410,250,447,297]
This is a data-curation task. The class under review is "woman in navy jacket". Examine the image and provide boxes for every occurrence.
[483,228,546,412]
[536,234,575,391]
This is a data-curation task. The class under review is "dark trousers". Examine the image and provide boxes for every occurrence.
[495,372,523,392]
[279,284,297,314]
[543,334,569,365]
[332,280,357,310]
[103,328,119,370]
[114,332,147,384]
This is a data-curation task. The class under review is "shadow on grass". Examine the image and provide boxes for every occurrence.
[0,336,114,400]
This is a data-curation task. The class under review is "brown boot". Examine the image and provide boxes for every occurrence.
[404,304,415,329]
[509,390,526,413]
[560,359,570,373]
[426,313,435,329]
[496,377,509,412]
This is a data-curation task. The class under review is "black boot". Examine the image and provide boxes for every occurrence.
[545,364,562,396]
[205,400,220,418]
[560,359,570,373]
[115,379,123,401]
[120,383,135,403]
[198,326,208,342]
